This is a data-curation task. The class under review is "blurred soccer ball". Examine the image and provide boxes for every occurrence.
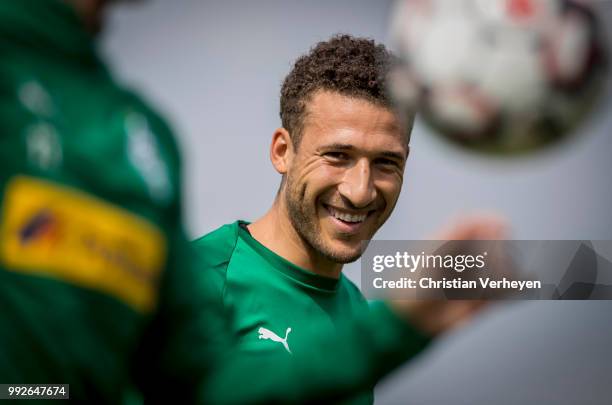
[389,0,608,155]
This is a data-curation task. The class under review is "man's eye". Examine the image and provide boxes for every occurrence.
[324,152,349,161]
[375,158,399,168]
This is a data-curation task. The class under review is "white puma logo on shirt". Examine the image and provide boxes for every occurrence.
[258,326,292,354]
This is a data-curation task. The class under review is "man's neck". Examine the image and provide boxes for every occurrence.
[248,199,343,279]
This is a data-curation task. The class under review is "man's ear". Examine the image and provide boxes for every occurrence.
[270,128,293,175]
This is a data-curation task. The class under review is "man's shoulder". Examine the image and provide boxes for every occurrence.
[191,221,242,269]
[339,276,368,306]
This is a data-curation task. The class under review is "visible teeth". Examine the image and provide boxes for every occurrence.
[328,207,367,223]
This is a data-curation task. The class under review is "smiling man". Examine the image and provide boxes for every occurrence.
[265,89,407,276]
[192,35,414,404]
[192,34,506,404]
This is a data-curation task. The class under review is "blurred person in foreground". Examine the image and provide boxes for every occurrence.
[0,0,504,403]
[192,35,507,404]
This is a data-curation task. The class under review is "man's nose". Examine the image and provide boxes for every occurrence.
[337,159,377,209]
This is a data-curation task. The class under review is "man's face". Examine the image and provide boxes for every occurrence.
[283,90,408,264]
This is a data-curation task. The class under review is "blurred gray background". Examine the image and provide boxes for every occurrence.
[102,1,612,404]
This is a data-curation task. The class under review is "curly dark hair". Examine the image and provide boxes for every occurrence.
[280,34,398,147]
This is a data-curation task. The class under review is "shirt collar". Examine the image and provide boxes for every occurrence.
[236,220,342,292]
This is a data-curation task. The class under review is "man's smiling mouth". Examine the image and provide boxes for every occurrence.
[324,205,372,224]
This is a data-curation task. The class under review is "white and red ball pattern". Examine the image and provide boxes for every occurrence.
[389,0,608,155]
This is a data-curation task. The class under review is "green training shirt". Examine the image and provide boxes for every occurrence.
[192,221,420,404]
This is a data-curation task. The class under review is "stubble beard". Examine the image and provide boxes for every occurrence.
[284,176,363,265]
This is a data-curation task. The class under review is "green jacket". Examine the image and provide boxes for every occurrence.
[0,1,429,403]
